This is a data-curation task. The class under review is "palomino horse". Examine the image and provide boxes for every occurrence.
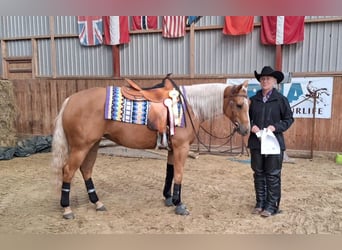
[51,76,250,219]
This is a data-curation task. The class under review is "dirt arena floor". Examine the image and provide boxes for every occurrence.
[1,146,342,234]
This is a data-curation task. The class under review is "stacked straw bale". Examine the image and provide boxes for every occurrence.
[0,80,17,147]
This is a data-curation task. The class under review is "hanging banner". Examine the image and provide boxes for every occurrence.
[227,77,333,119]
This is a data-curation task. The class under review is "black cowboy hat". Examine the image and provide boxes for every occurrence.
[254,66,284,84]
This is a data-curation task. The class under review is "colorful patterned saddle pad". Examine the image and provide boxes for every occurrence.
[105,86,150,125]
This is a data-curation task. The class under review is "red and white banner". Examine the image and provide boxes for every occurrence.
[103,16,130,45]
[162,16,186,38]
[223,16,254,36]
[132,16,158,30]
[261,16,305,45]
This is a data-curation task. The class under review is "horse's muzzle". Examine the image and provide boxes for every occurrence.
[234,123,250,136]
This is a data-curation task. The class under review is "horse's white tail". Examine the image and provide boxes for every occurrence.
[51,97,70,193]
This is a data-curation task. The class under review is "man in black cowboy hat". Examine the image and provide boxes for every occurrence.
[248,66,294,217]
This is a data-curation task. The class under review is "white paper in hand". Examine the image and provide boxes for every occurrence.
[260,128,280,155]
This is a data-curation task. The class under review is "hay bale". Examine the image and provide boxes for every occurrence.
[0,80,17,147]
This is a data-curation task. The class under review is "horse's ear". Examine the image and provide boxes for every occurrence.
[242,80,249,88]
[235,80,249,94]
[241,80,248,88]
[232,84,242,95]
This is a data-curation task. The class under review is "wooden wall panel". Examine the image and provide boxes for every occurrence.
[13,80,31,134]
[49,80,59,130]
[6,58,33,80]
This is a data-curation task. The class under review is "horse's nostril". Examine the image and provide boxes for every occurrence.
[236,126,249,136]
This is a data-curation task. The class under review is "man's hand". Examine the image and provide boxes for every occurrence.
[267,125,275,132]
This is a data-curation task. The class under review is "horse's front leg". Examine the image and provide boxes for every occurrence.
[167,146,189,215]
[163,163,174,207]
[172,183,189,215]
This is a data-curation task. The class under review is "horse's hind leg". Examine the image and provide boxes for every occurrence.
[61,148,90,219]
[79,141,106,212]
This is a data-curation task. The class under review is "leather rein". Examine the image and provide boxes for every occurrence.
[199,93,249,140]
[192,91,249,152]
[164,76,248,152]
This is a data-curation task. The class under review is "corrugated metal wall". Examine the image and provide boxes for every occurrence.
[121,33,190,76]
[0,16,50,37]
[0,16,341,78]
[54,16,77,35]
[55,38,113,76]
[193,29,274,75]
[37,39,52,76]
[7,40,32,57]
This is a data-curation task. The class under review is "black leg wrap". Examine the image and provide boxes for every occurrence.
[85,178,99,204]
[163,163,174,198]
[172,183,181,206]
[60,182,70,208]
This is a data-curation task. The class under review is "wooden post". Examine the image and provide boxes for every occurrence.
[189,23,195,78]
[275,44,282,71]
[208,119,213,152]
[49,16,57,78]
[31,38,37,79]
[113,45,120,78]
[310,93,317,159]
[1,40,8,79]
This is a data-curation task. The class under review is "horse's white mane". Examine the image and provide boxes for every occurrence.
[182,83,232,121]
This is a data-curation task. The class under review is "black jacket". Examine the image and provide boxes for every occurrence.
[248,88,294,151]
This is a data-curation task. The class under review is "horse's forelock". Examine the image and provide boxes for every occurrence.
[182,83,229,121]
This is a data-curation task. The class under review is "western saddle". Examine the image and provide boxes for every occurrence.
[121,77,181,149]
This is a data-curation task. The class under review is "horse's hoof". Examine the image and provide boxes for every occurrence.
[95,201,107,211]
[96,205,107,211]
[165,197,173,207]
[175,203,190,216]
[63,212,75,219]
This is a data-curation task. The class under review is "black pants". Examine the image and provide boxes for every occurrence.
[250,149,283,214]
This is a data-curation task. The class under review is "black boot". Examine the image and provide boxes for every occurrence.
[263,153,283,215]
[254,173,266,209]
[251,150,266,210]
